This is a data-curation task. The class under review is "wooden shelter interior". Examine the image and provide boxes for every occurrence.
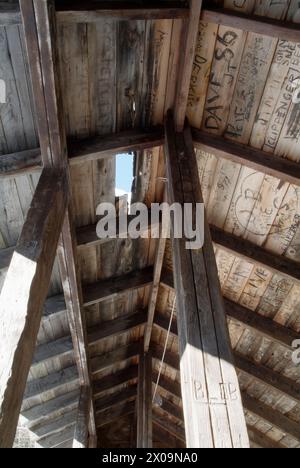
[0,0,300,449]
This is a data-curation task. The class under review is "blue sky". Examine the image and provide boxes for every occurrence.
[116,153,134,193]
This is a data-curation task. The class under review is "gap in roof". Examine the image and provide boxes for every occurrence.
[115,153,134,210]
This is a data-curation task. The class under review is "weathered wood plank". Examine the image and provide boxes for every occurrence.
[0,169,68,448]
[88,310,147,346]
[201,8,300,43]
[73,386,91,448]
[235,353,300,402]
[165,111,249,448]
[242,392,300,440]
[225,298,299,348]
[174,0,203,130]
[211,225,300,282]
[137,349,152,448]
[193,129,300,186]
[93,366,138,399]
[96,401,136,428]
[83,267,153,307]
[20,0,97,442]
[247,426,286,449]
[95,386,137,412]
[0,148,41,177]
[0,1,189,25]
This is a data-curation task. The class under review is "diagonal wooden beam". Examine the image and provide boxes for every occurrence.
[242,392,300,441]
[19,0,96,441]
[88,310,147,346]
[96,400,136,428]
[83,267,153,308]
[154,312,300,403]
[211,225,300,282]
[247,426,286,450]
[93,366,138,399]
[95,386,137,412]
[0,169,68,447]
[160,271,298,350]
[235,353,300,403]
[201,8,300,43]
[153,411,185,443]
[193,129,300,187]
[225,298,299,348]
[165,112,249,447]
[90,342,140,375]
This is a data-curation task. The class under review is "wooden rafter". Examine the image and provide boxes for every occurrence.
[201,7,300,43]
[193,129,300,187]
[174,0,203,130]
[0,127,164,178]
[153,313,300,403]
[165,112,249,448]
[19,0,96,441]
[0,1,189,25]
[0,169,68,447]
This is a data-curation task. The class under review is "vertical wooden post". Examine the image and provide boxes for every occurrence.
[137,348,152,448]
[164,111,249,448]
[73,386,91,449]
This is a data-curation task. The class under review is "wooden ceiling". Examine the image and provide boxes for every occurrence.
[0,0,299,449]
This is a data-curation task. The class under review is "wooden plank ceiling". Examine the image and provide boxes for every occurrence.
[0,0,299,448]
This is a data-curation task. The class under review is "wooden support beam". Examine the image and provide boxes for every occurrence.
[68,127,164,165]
[95,386,137,413]
[154,395,184,423]
[24,366,78,404]
[91,342,140,376]
[153,424,185,449]
[154,313,300,404]
[88,310,147,346]
[153,412,185,443]
[201,8,300,43]
[56,1,189,22]
[19,0,96,443]
[152,373,181,401]
[33,409,77,439]
[225,298,299,349]
[93,366,138,399]
[0,128,164,178]
[235,353,300,403]
[0,169,68,448]
[144,229,168,352]
[96,401,136,428]
[193,129,300,187]
[211,225,300,282]
[247,426,286,450]
[242,392,300,441]
[21,390,79,430]
[39,424,76,448]
[73,386,91,448]
[0,1,188,25]
[174,0,203,130]
[165,111,249,448]
[0,148,42,178]
[160,271,298,350]
[137,349,152,448]
[83,266,153,307]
